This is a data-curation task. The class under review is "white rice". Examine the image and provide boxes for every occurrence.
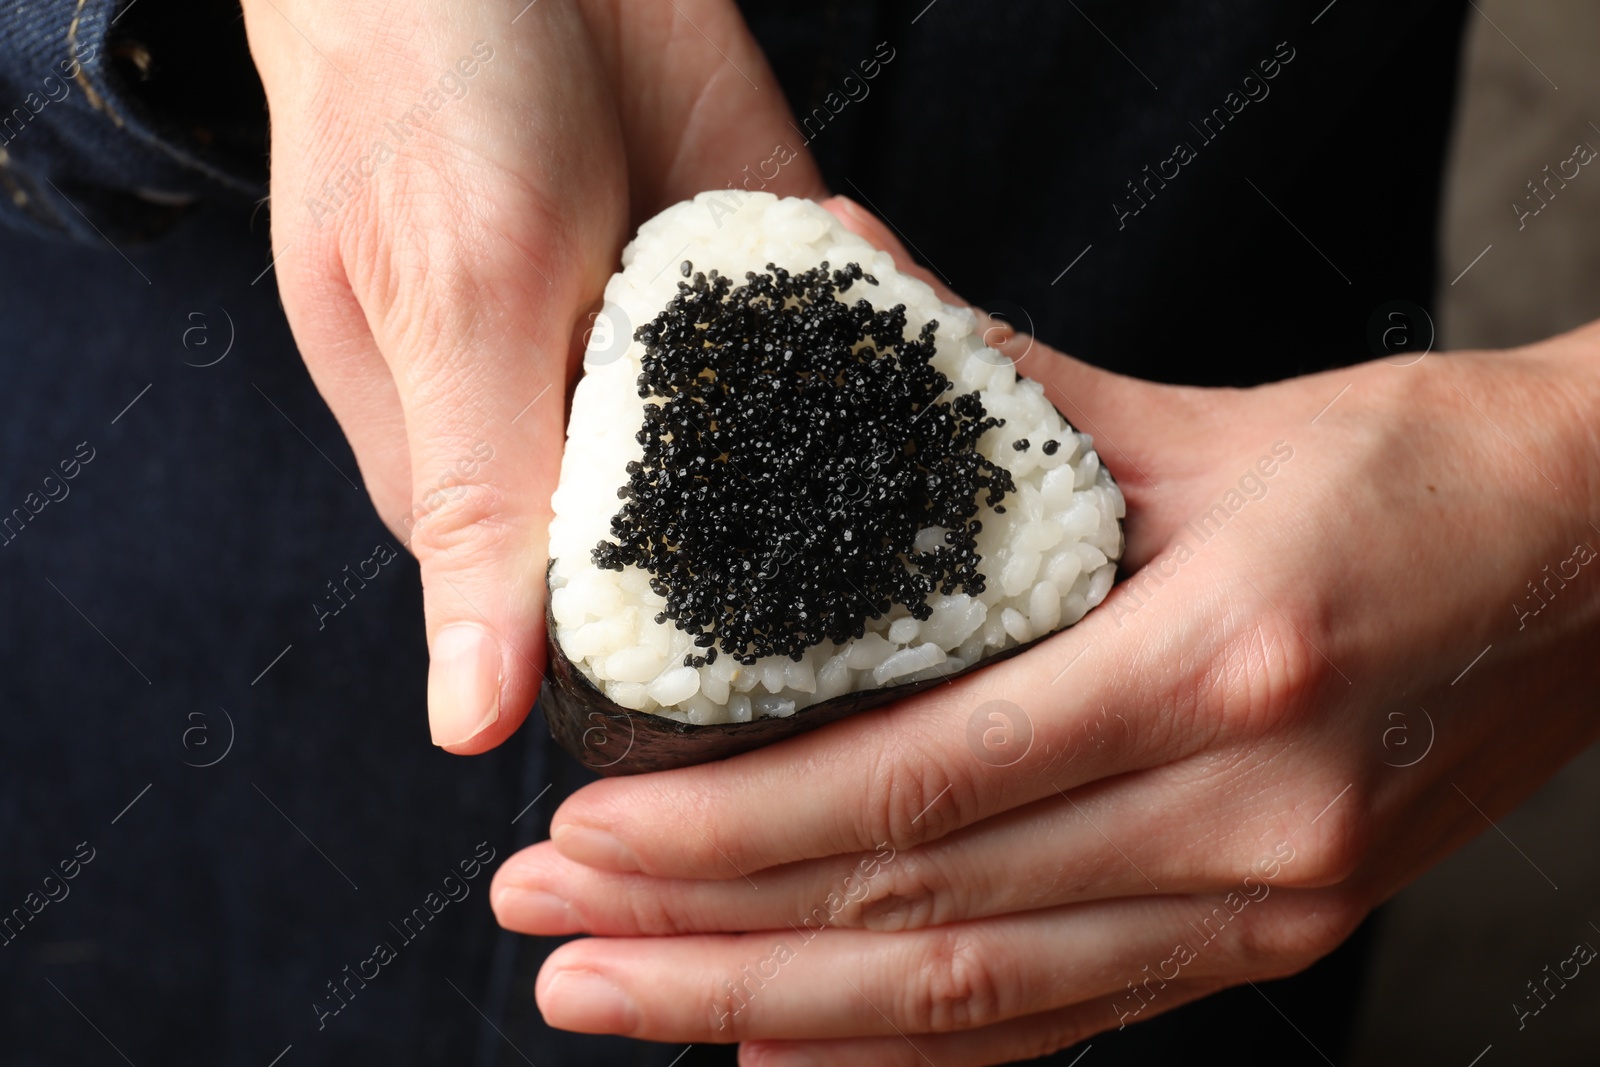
[547,192,1123,724]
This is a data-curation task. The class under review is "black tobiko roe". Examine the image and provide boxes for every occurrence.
[591,260,1015,668]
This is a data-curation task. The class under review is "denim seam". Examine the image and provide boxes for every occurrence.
[67,0,124,128]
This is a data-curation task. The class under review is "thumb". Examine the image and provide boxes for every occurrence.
[396,226,609,754]
[354,36,627,755]
[818,194,1174,480]
[244,0,628,754]
[410,418,552,755]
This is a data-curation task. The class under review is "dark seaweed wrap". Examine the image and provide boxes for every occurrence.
[541,577,1049,776]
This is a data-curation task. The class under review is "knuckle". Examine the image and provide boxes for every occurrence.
[852,850,953,932]
[861,741,971,853]
[902,928,1007,1032]
[406,477,517,563]
[670,797,743,878]
[704,968,754,1041]
[704,937,794,1041]
[339,169,469,325]
[333,167,572,375]
[1276,795,1372,889]
[625,885,685,936]
[1239,893,1368,977]
[1206,603,1334,739]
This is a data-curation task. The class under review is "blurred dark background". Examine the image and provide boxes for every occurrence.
[1348,0,1600,1061]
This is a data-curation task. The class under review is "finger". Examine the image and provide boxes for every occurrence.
[336,4,627,754]
[812,191,1177,438]
[397,206,617,754]
[820,194,1190,566]
[500,759,1279,936]
[533,890,1346,1042]
[820,195,963,306]
[739,979,1230,1067]
[820,193,1066,390]
[242,0,625,753]
[548,556,1235,879]
[583,0,828,212]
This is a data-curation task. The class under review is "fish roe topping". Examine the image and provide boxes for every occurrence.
[591,260,1015,666]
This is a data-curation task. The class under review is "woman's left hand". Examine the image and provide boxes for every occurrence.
[490,200,1600,1066]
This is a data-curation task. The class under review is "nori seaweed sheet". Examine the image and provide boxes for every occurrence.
[540,577,1051,776]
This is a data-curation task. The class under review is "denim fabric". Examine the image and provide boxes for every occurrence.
[0,0,265,240]
[0,0,1464,1064]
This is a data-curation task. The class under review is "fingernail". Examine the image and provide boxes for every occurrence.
[428,624,501,747]
[552,824,640,872]
[831,193,865,220]
[542,969,638,1034]
[493,887,580,933]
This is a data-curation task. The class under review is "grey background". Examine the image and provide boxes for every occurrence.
[1349,0,1600,1062]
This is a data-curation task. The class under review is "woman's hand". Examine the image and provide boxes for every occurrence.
[239,0,821,752]
[490,200,1600,1064]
